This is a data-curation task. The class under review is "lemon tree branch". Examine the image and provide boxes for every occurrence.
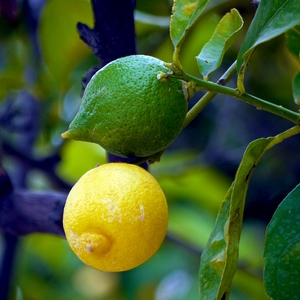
[183,61,237,128]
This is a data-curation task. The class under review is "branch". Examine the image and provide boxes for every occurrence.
[0,189,66,237]
[0,233,18,300]
[1,158,65,237]
[2,141,72,191]
[77,0,136,86]
[180,69,300,125]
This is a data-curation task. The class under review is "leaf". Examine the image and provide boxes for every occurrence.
[199,125,300,300]
[199,137,271,300]
[286,25,300,104]
[237,0,300,73]
[264,184,300,300]
[170,0,210,52]
[293,71,300,105]
[196,9,243,80]
[286,24,300,60]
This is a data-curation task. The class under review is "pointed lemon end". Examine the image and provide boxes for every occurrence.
[80,232,112,256]
[61,131,71,139]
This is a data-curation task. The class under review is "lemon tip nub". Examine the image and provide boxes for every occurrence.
[61,131,71,139]
[78,232,112,256]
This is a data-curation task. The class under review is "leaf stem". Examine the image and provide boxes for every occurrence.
[266,125,300,151]
[183,61,237,128]
[180,68,300,125]
[237,63,246,94]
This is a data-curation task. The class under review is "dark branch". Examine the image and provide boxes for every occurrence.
[0,167,13,197]
[0,190,66,237]
[77,0,136,67]
[2,141,72,191]
[0,233,18,300]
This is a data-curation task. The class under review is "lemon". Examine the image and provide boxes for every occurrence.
[61,55,188,157]
[63,163,168,272]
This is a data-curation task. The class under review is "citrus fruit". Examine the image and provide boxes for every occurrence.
[63,162,168,272]
[61,55,188,158]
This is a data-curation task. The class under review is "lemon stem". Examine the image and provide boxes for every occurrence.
[183,61,237,128]
[179,62,300,126]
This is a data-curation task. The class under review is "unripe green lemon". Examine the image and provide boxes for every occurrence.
[61,55,188,157]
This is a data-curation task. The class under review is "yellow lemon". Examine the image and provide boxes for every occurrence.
[62,55,188,158]
[63,163,168,272]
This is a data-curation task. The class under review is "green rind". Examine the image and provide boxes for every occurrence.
[63,55,188,157]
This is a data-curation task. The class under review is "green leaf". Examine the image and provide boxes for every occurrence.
[199,138,271,300]
[170,0,210,59]
[293,71,300,104]
[237,0,300,73]
[199,126,300,300]
[286,25,300,105]
[286,24,300,60]
[196,9,243,80]
[264,184,300,300]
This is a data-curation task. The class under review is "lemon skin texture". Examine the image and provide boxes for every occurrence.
[62,55,188,157]
[63,163,168,272]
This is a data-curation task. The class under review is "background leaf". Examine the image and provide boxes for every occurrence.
[293,72,300,104]
[264,184,300,300]
[170,0,210,54]
[196,8,243,79]
[199,125,300,300]
[286,25,300,104]
[39,0,93,91]
[236,0,300,72]
[286,24,300,60]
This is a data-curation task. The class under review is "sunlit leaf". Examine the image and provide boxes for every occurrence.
[264,184,300,300]
[155,165,231,214]
[57,140,106,183]
[237,0,300,73]
[168,204,215,249]
[293,71,300,105]
[196,9,243,79]
[170,0,210,55]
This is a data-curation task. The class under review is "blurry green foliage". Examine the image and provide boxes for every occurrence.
[57,140,107,183]
[38,0,93,91]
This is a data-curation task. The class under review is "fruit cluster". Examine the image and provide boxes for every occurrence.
[63,55,187,271]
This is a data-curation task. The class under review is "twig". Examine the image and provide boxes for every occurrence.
[2,141,72,191]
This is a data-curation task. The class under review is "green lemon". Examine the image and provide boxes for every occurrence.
[62,55,188,157]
